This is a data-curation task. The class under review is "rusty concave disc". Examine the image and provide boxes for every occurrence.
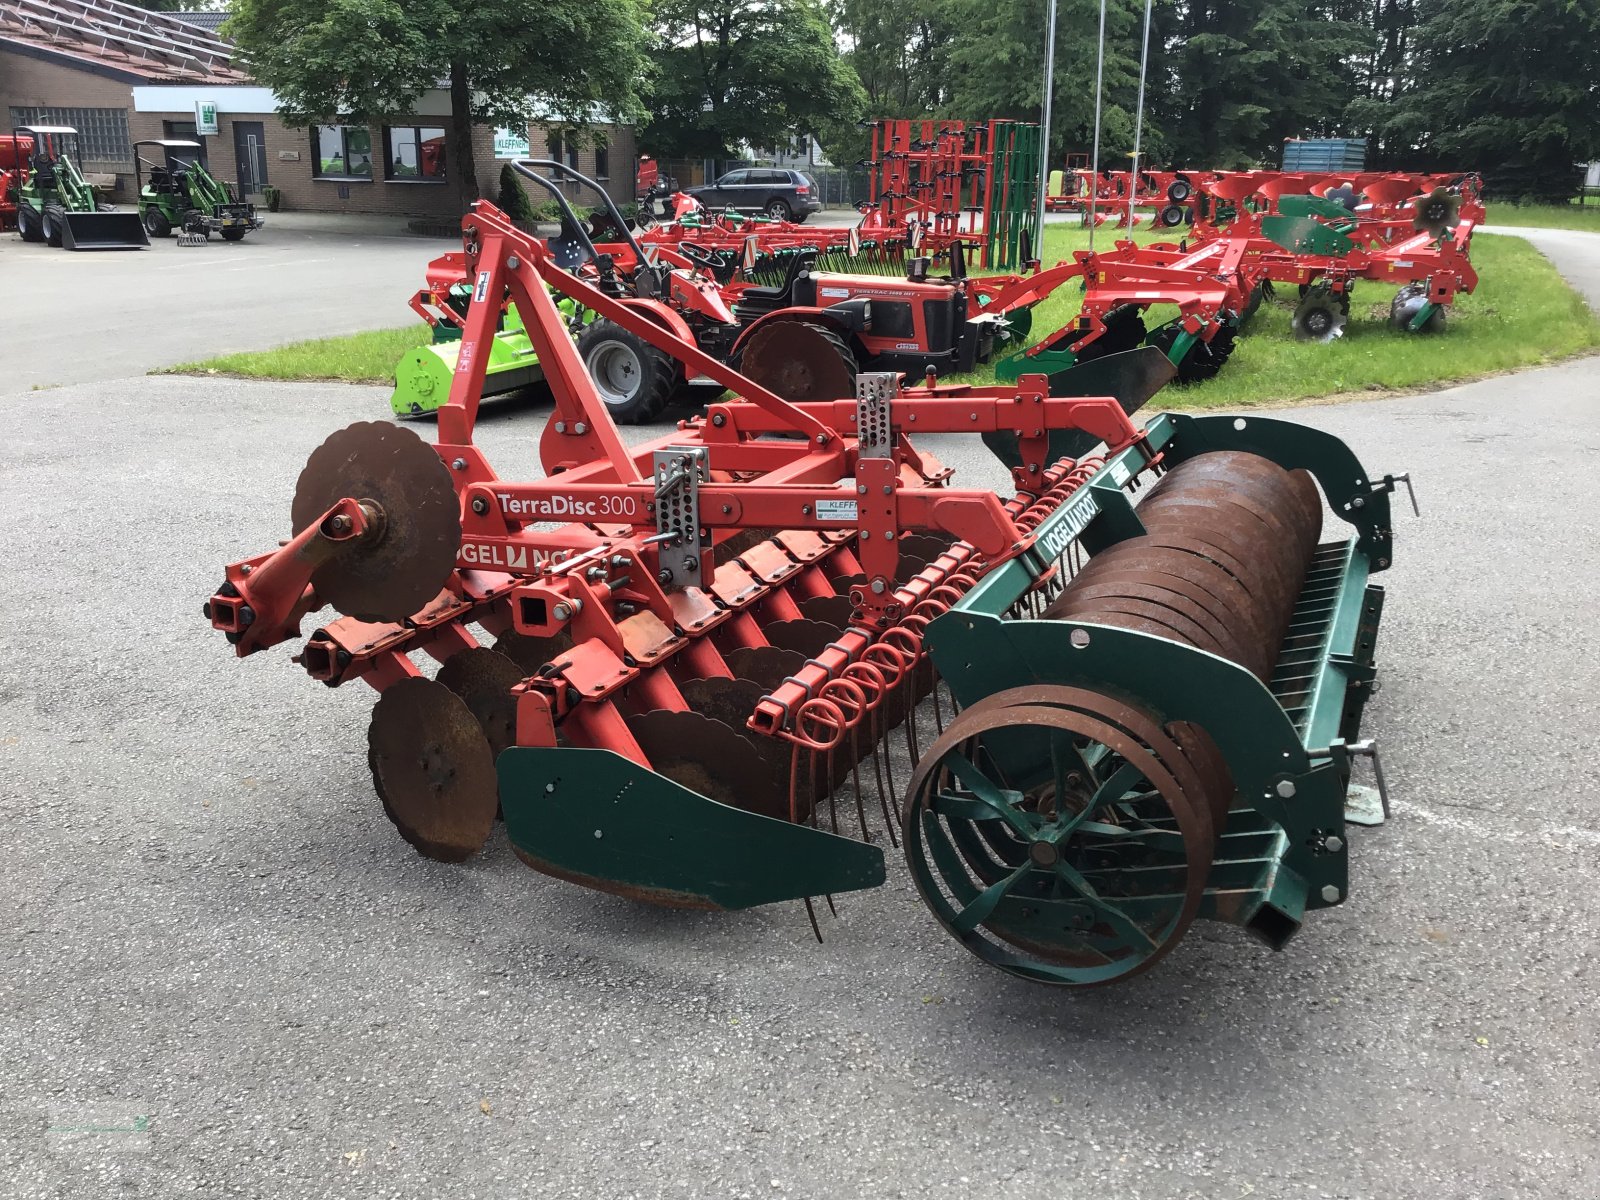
[291,421,461,622]
[367,676,497,863]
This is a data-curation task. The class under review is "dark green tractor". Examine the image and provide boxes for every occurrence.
[134,139,264,241]
[13,125,148,250]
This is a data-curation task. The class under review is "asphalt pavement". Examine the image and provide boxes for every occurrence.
[1,232,1598,1198]
[1,213,434,393]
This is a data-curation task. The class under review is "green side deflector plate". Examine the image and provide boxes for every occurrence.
[497,746,886,909]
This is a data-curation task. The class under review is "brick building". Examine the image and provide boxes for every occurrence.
[0,0,635,218]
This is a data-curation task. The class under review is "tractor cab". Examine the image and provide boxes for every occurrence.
[136,139,204,202]
[12,125,148,249]
[133,138,263,241]
[16,125,77,188]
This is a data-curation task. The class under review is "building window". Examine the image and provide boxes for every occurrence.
[9,106,130,162]
[385,126,446,181]
[312,125,372,179]
[546,130,579,172]
[594,139,609,181]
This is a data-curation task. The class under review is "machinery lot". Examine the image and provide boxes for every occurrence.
[3,333,1598,1195]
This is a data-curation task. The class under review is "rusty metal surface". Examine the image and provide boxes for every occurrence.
[737,322,856,403]
[491,628,574,673]
[902,684,1216,983]
[436,647,526,759]
[761,618,845,659]
[366,676,498,863]
[1046,451,1323,684]
[291,422,461,622]
[798,593,857,627]
[679,676,767,732]
[722,645,808,691]
[625,710,786,818]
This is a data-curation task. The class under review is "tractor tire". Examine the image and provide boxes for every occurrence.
[143,208,172,238]
[17,203,44,243]
[43,203,66,247]
[577,319,679,424]
[1167,178,1192,203]
[1159,204,1185,227]
[220,228,248,242]
[764,199,792,222]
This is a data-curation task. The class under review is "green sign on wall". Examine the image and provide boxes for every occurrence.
[196,101,219,136]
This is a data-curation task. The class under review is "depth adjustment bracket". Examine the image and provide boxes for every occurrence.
[652,445,710,590]
[855,372,899,458]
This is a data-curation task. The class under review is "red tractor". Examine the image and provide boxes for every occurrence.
[524,162,1021,421]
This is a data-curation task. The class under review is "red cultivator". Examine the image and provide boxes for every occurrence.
[995,169,1483,386]
[210,182,1412,989]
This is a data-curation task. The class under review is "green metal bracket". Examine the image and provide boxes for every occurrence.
[923,614,1351,910]
[1261,214,1355,257]
[497,746,886,909]
[1407,300,1439,332]
[1276,195,1360,228]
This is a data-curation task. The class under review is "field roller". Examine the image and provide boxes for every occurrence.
[208,198,1412,988]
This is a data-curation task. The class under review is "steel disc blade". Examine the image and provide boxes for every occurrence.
[737,321,856,402]
[492,629,574,674]
[292,421,461,622]
[799,593,857,627]
[1291,297,1346,342]
[436,647,526,758]
[761,618,844,659]
[367,676,497,862]
[625,710,787,819]
[1411,187,1460,237]
[722,645,808,690]
[679,676,767,732]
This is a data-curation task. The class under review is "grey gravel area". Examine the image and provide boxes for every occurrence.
[3,240,1599,1198]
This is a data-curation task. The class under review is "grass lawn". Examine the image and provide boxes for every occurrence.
[159,326,421,384]
[161,223,1599,409]
[1485,202,1600,233]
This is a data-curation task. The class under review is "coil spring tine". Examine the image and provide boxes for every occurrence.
[825,893,838,918]
[788,742,804,825]
[849,727,870,842]
[803,895,824,943]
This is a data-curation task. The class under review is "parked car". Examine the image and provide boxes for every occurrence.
[686,168,821,222]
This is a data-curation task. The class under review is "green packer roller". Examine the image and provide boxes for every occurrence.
[903,412,1417,986]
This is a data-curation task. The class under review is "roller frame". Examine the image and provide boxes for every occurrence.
[927,411,1398,942]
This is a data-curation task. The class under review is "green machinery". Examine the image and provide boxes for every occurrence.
[983,119,1042,271]
[390,286,546,417]
[904,412,1410,984]
[134,140,264,241]
[12,125,148,250]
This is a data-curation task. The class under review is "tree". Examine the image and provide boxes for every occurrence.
[941,0,1151,165]
[1153,0,1367,167]
[819,0,957,166]
[226,0,651,213]
[1368,0,1600,200]
[649,0,867,161]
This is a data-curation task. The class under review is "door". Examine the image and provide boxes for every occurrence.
[705,169,746,207]
[232,121,267,197]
